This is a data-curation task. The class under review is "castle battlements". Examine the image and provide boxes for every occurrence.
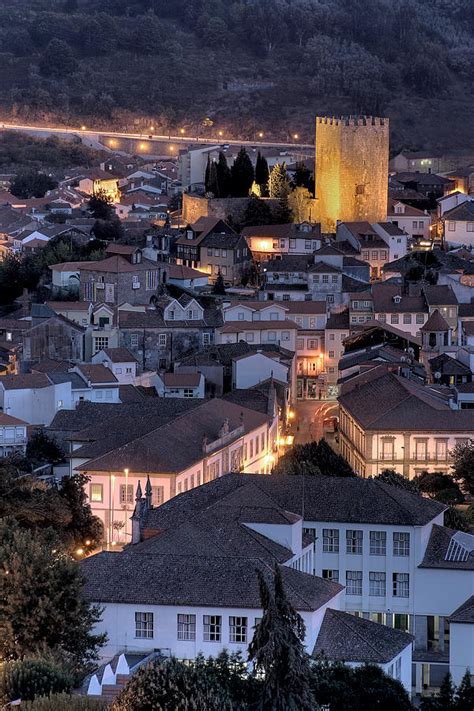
[316,116,388,127]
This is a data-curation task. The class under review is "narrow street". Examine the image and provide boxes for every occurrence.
[291,400,340,446]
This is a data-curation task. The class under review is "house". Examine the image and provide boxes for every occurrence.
[0,205,37,242]
[80,471,474,695]
[217,301,298,354]
[166,264,209,290]
[78,170,120,202]
[176,217,250,284]
[336,222,408,280]
[0,412,28,456]
[0,373,73,425]
[392,172,454,202]
[231,351,290,392]
[78,247,164,306]
[242,222,321,261]
[70,364,120,404]
[69,397,279,541]
[338,367,474,479]
[48,262,83,294]
[442,200,474,247]
[154,372,205,399]
[118,296,221,371]
[371,284,428,336]
[324,309,351,392]
[92,347,138,385]
[390,150,444,174]
[46,301,92,328]
[387,200,431,244]
[21,304,86,366]
[445,165,474,196]
[88,303,119,358]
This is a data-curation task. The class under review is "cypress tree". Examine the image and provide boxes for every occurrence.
[204,154,211,193]
[207,160,219,197]
[230,147,254,197]
[255,151,270,196]
[454,670,474,711]
[268,162,291,199]
[212,271,226,295]
[216,151,232,198]
[248,565,315,710]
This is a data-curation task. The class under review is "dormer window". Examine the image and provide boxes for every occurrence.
[187,230,194,240]
[393,295,402,304]
[395,205,404,214]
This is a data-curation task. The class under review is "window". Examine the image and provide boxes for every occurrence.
[329,333,335,341]
[261,432,265,450]
[203,333,211,346]
[268,331,276,341]
[270,312,279,320]
[369,572,386,596]
[305,240,311,249]
[151,486,164,506]
[346,529,363,554]
[120,484,134,505]
[328,350,335,358]
[57,399,63,408]
[448,221,455,231]
[238,312,245,321]
[436,440,447,460]
[229,616,247,643]
[393,532,410,556]
[281,331,290,341]
[246,332,255,342]
[255,436,260,455]
[403,314,412,324]
[370,531,386,556]
[177,614,196,640]
[116,367,123,374]
[135,612,153,638]
[5,331,12,342]
[158,334,167,347]
[415,440,427,461]
[372,251,379,260]
[467,223,474,232]
[289,239,296,249]
[416,313,425,324]
[250,440,253,459]
[94,336,109,353]
[132,275,140,286]
[308,339,317,350]
[323,528,339,553]
[221,266,227,276]
[346,571,362,595]
[391,314,399,324]
[207,248,213,256]
[145,270,159,291]
[382,439,394,460]
[412,221,418,229]
[131,334,139,347]
[322,569,339,582]
[203,615,221,641]
[183,388,194,398]
[168,310,175,320]
[393,572,409,597]
[322,274,329,284]
[90,483,103,503]
[313,274,320,283]
[214,248,220,257]
[395,657,401,680]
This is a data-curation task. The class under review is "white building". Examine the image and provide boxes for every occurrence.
[0,412,28,456]
[387,200,431,243]
[154,372,205,398]
[442,200,474,247]
[81,473,415,697]
[92,348,137,385]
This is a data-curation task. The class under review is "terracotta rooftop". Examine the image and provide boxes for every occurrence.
[161,372,202,387]
[76,364,118,384]
[420,309,450,332]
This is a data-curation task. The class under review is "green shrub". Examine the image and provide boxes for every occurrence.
[0,660,72,704]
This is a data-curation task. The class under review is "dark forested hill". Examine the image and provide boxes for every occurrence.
[0,0,473,152]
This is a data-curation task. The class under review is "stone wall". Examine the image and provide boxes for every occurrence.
[315,116,389,232]
[182,193,282,225]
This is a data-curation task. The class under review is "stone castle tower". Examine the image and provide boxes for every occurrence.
[315,116,389,232]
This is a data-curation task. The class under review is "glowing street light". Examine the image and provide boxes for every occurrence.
[169,145,175,152]
[258,131,264,139]
[81,125,86,131]
[293,133,299,140]
[180,128,185,135]
[218,130,223,137]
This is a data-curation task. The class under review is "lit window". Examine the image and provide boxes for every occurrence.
[135,612,153,638]
[90,483,103,502]
[120,484,134,505]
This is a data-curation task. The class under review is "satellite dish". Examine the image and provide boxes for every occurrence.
[434,371,442,380]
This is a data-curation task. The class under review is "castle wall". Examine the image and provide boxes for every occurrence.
[315,116,389,232]
[182,193,284,225]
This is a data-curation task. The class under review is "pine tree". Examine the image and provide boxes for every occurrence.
[213,271,226,295]
[293,161,312,190]
[268,162,291,199]
[230,147,254,197]
[216,152,232,198]
[255,152,270,196]
[454,670,474,711]
[248,565,315,710]
[207,160,219,197]
[204,154,211,193]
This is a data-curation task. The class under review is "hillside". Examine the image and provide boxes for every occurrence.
[0,0,473,153]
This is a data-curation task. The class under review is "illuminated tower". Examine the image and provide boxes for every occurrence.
[315,116,389,232]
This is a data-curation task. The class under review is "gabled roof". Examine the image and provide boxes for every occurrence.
[48,261,84,272]
[77,255,160,273]
[423,284,458,306]
[0,412,28,426]
[313,609,413,663]
[0,373,51,390]
[161,372,201,387]
[102,347,137,364]
[443,201,474,222]
[449,596,474,624]
[76,364,118,384]
[420,525,474,571]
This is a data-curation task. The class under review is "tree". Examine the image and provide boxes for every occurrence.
[111,654,257,711]
[23,695,106,710]
[88,191,114,220]
[292,162,312,191]
[216,152,232,198]
[444,506,470,533]
[58,474,104,553]
[207,160,219,197]
[414,472,464,504]
[288,187,312,223]
[10,171,57,199]
[268,163,291,199]
[376,469,420,493]
[255,152,270,196]
[454,670,474,711]
[421,672,456,710]
[39,39,77,79]
[0,659,72,704]
[0,519,105,673]
[204,154,211,193]
[273,439,355,478]
[230,147,254,197]
[212,270,226,295]
[309,659,412,711]
[451,440,474,495]
[92,218,124,242]
[26,429,65,468]
[274,198,294,225]
[241,196,273,226]
[248,565,315,710]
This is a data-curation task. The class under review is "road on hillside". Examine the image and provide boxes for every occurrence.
[292,400,340,446]
[0,122,314,151]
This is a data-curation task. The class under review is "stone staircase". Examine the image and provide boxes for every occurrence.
[85,650,170,702]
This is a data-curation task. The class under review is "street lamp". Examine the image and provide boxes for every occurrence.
[180,128,185,135]
[257,131,264,139]
[293,133,299,140]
